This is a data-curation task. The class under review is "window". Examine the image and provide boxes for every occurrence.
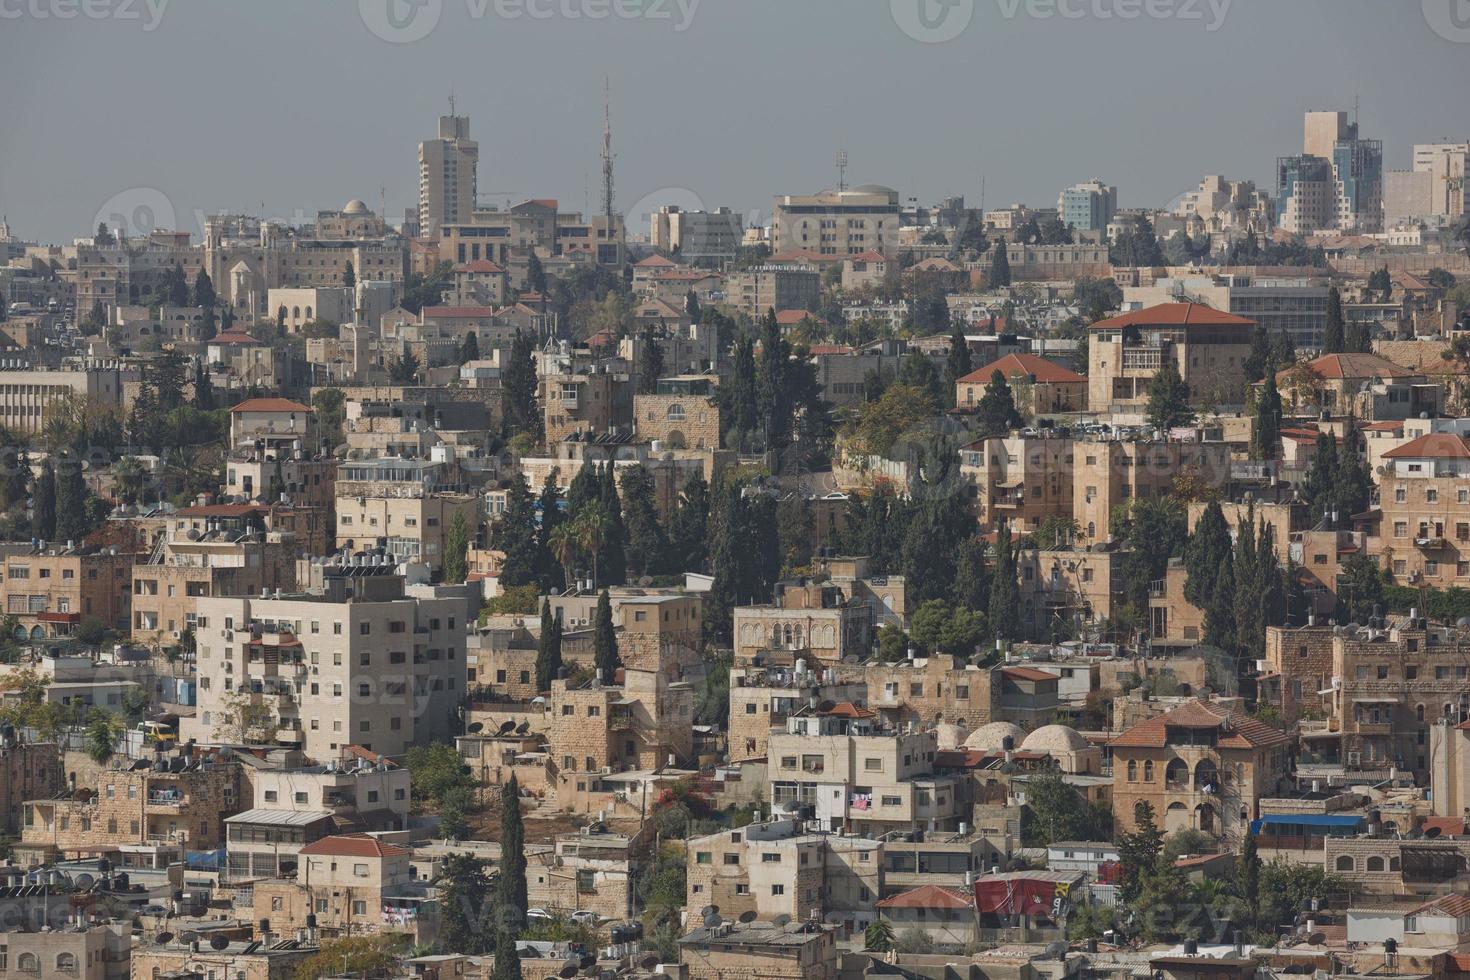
[353,900,367,915]
[771,884,784,895]
[695,852,711,864]
[1335,856,1354,871]
[864,757,882,771]
[761,853,781,863]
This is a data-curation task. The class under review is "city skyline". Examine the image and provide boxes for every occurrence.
[1,0,1467,244]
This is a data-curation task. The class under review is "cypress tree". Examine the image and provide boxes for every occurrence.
[1243,325,1272,383]
[502,328,542,442]
[951,535,991,613]
[491,929,523,980]
[620,464,668,580]
[535,605,563,694]
[495,475,542,588]
[705,481,744,643]
[593,590,619,681]
[496,775,527,935]
[988,525,1021,642]
[987,237,1012,288]
[535,471,565,591]
[1252,366,1282,461]
[942,321,973,406]
[193,360,215,410]
[55,455,89,544]
[32,461,55,541]
[566,462,600,518]
[724,335,759,450]
[756,310,791,449]
[1184,501,1232,609]
[1322,286,1344,354]
[597,463,627,587]
[460,330,480,364]
[666,471,711,574]
[638,326,665,394]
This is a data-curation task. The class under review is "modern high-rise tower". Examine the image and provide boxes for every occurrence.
[418,110,478,238]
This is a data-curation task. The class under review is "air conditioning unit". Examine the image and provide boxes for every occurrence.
[1347,751,1361,766]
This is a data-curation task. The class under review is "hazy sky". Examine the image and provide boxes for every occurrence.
[1,0,1467,245]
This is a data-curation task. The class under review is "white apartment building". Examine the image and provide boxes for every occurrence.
[1413,141,1469,218]
[649,206,744,264]
[419,113,478,238]
[184,565,466,760]
[772,186,902,257]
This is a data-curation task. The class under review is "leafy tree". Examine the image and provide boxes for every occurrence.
[193,360,215,411]
[443,511,471,585]
[705,481,746,643]
[403,742,476,807]
[1022,770,1106,846]
[974,370,1024,437]
[566,463,600,518]
[1116,497,1188,612]
[864,920,895,952]
[1338,552,1384,623]
[459,330,479,364]
[535,472,566,592]
[312,387,345,450]
[988,525,1021,641]
[942,322,972,403]
[847,383,936,457]
[1184,501,1232,610]
[597,463,627,586]
[1117,801,1165,908]
[1238,834,1262,933]
[54,455,91,544]
[166,262,190,306]
[502,328,541,444]
[342,260,356,289]
[388,349,420,385]
[1110,216,1167,267]
[526,251,547,295]
[84,711,119,763]
[1243,325,1272,384]
[192,268,216,309]
[291,936,405,980]
[951,536,991,612]
[435,854,496,954]
[1074,277,1122,322]
[1146,357,1195,429]
[1322,286,1344,354]
[775,493,814,572]
[1345,317,1370,355]
[620,464,667,580]
[666,471,710,574]
[1367,266,1392,301]
[910,600,985,655]
[594,590,620,681]
[720,335,759,450]
[0,447,29,513]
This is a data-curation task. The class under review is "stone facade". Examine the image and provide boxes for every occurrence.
[633,391,720,451]
[847,656,995,730]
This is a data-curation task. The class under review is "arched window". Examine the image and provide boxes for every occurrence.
[1417,704,1426,722]
[1134,801,1151,823]
[1087,522,1096,537]
[16,953,38,972]
[292,306,300,319]
[1390,856,1401,871]
[1335,855,1355,872]
[1143,760,1154,782]
[56,953,77,971]
[1366,856,1385,872]
[1165,759,1189,785]
[1127,760,1138,782]
[666,403,686,421]
[304,306,312,320]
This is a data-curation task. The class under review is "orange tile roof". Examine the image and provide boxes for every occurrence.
[824,701,875,719]
[848,250,889,263]
[808,344,854,356]
[1413,893,1470,917]
[876,884,973,910]
[1001,666,1057,683]
[775,310,812,324]
[1090,303,1253,330]
[1419,816,1467,838]
[958,353,1083,386]
[456,259,505,274]
[299,834,410,858]
[1280,353,1415,381]
[1110,700,1291,750]
[635,255,678,268]
[230,398,311,414]
[1382,433,1470,460]
[211,329,261,345]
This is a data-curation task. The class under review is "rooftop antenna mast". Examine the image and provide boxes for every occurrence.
[601,78,616,225]
[836,149,848,192]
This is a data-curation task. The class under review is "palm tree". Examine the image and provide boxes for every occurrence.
[548,522,583,590]
[572,505,608,587]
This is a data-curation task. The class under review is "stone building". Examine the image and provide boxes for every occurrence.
[1110,700,1292,844]
[733,579,874,667]
[848,654,995,732]
[678,919,839,980]
[1073,439,1230,544]
[131,937,318,980]
[251,834,432,944]
[1087,303,1254,414]
[545,667,695,780]
[527,829,638,923]
[728,661,866,763]
[0,545,135,641]
[1367,432,1470,590]
[956,353,1087,416]
[0,923,131,980]
[960,434,1075,536]
[633,376,721,451]
[0,737,64,835]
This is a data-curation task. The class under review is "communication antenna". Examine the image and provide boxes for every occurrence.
[601,78,616,224]
[836,149,849,192]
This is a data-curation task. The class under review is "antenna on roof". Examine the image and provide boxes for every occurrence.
[835,149,848,192]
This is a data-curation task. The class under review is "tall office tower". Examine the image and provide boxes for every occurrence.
[1056,179,1118,233]
[1413,142,1470,218]
[1281,110,1382,234]
[418,112,478,238]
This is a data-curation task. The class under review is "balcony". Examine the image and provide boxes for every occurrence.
[146,789,187,809]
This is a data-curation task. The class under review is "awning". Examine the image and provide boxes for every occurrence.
[1251,813,1364,833]
[37,612,81,624]
[1351,696,1400,703]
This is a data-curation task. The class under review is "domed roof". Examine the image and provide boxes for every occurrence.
[932,723,965,751]
[963,721,1025,751]
[343,199,369,214]
[1020,724,1089,755]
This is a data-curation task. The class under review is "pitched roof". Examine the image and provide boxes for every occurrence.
[824,701,875,719]
[1001,666,1057,683]
[455,259,505,274]
[1110,700,1292,750]
[211,329,260,345]
[1382,433,1470,460]
[230,397,311,414]
[847,250,889,263]
[299,834,410,859]
[876,884,973,910]
[775,309,812,325]
[958,353,1084,386]
[174,502,271,518]
[1090,303,1253,330]
[635,254,679,268]
[1282,353,1416,381]
[1412,893,1470,917]
[808,344,853,356]
[421,306,497,318]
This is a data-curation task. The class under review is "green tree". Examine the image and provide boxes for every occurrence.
[597,462,627,586]
[941,321,973,406]
[988,524,1021,641]
[84,711,119,763]
[1117,801,1165,908]
[291,936,405,980]
[974,370,1024,437]
[435,854,495,954]
[721,335,759,450]
[494,475,543,589]
[388,349,420,385]
[864,919,895,952]
[666,471,710,574]
[1322,286,1344,354]
[442,511,471,585]
[775,493,814,571]
[526,251,547,295]
[501,328,542,444]
[1146,357,1195,429]
[910,600,986,656]
[491,929,523,980]
[54,455,91,544]
[343,260,356,289]
[1238,834,1262,933]
[1184,501,1232,610]
[594,590,619,681]
[1338,552,1384,623]
[193,360,215,411]
[620,464,668,579]
[535,471,566,592]
[1243,326,1272,384]
[497,774,528,934]
[535,603,564,692]
[192,268,216,309]
[459,330,479,364]
[951,536,991,612]
[1252,365,1282,460]
[403,742,476,806]
[847,383,937,457]
[639,327,665,394]
[1021,770,1103,847]
[705,481,745,642]
[987,237,1011,288]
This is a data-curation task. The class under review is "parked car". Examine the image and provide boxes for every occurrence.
[526,908,553,921]
[569,910,600,926]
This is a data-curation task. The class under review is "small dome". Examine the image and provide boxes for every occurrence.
[963,721,1025,752]
[1020,724,1089,755]
[343,199,369,214]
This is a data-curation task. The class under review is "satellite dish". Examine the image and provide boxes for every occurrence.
[515,721,530,735]
[1308,933,1327,946]
[558,961,579,979]
[738,910,757,924]
[467,722,484,734]
[1425,825,1443,839]
[498,721,516,736]
[155,932,174,945]
[771,914,792,929]
[700,905,718,917]
[210,934,230,951]
[702,913,723,930]
[817,699,836,713]
[638,953,661,971]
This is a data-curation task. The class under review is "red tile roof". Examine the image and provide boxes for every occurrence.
[775,310,812,325]
[1413,893,1470,917]
[211,329,261,345]
[422,306,497,318]
[299,834,410,859]
[1001,666,1057,683]
[958,353,1084,386]
[456,259,505,274]
[876,884,973,910]
[848,251,889,263]
[1280,353,1415,381]
[230,398,311,414]
[1419,816,1467,838]
[635,255,678,268]
[808,344,854,356]
[1090,303,1253,330]
[1110,700,1292,750]
[1382,433,1470,460]
[823,701,875,719]
[1361,420,1405,432]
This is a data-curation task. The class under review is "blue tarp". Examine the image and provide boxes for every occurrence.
[1250,813,1364,834]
